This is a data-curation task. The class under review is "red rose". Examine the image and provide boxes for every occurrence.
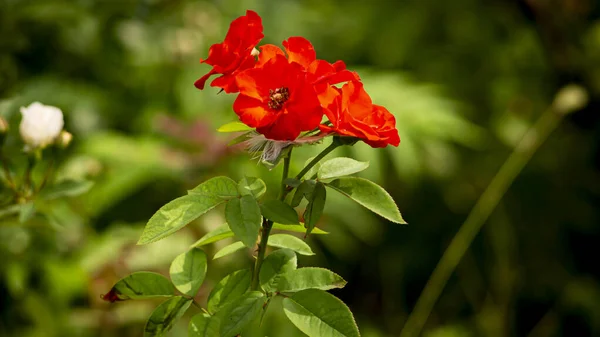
[233,53,323,141]
[194,10,263,93]
[257,37,359,107]
[320,81,400,148]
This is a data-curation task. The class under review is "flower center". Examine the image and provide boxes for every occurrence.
[268,87,290,110]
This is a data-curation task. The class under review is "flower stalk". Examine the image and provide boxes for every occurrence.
[251,148,293,291]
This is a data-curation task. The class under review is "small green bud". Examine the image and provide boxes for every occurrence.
[56,131,73,149]
[553,84,588,115]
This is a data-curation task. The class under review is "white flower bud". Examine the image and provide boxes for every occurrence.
[19,102,64,149]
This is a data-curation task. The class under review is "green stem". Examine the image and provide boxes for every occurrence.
[400,105,566,337]
[37,158,54,193]
[251,149,293,291]
[294,141,339,180]
[22,155,37,198]
[0,151,17,195]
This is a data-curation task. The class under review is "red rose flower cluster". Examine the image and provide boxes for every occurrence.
[195,10,400,148]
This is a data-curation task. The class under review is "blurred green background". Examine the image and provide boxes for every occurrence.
[1,0,599,336]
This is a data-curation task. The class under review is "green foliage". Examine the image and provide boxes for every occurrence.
[103,272,174,302]
[213,241,246,260]
[191,224,235,247]
[272,223,329,235]
[237,177,267,199]
[278,268,347,293]
[39,179,94,199]
[291,180,316,207]
[259,249,297,293]
[217,121,253,133]
[189,313,221,337]
[225,195,262,248]
[260,200,299,225]
[304,182,327,235]
[267,234,314,256]
[138,194,225,245]
[216,291,266,337]
[283,289,360,337]
[192,222,327,248]
[188,176,239,199]
[144,296,193,337]
[317,157,369,181]
[326,177,406,224]
[207,269,252,314]
[169,248,207,296]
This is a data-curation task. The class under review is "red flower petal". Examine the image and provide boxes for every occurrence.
[282,37,316,68]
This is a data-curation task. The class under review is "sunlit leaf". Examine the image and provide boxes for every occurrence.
[283,289,360,337]
[189,313,220,337]
[216,291,266,337]
[213,241,246,260]
[138,194,224,245]
[326,177,406,224]
[278,268,347,292]
[225,195,262,248]
[317,157,369,181]
[207,269,251,314]
[191,224,234,247]
[259,248,297,293]
[272,223,328,235]
[237,176,267,199]
[102,272,174,302]
[169,248,207,296]
[217,121,253,133]
[188,176,239,199]
[267,234,314,256]
[144,296,192,337]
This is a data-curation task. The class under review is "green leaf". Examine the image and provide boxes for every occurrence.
[278,268,347,292]
[291,180,316,207]
[19,202,35,223]
[302,157,321,179]
[191,224,234,247]
[283,289,360,337]
[259,248,297,293]
[217,291,266,337]
[225,195,262,248]
[217,121,253,133]
[284,178,302,188]
[318,157,369,181]
[138,194,224,245]
[213,241,246,260]
[169,248,207,296]
[41,179,94,199]
[227,132,252,146]
[237,177,267,199]
[102,272,175,302]
[207,269,251,314]
[273,223,329,235]
[189,313,220,337]
[188,176,239,199]
[304,182,326,235]
[144,296,193,337]
[267,234,314,256]
[326,177,406,224]
[260,200,299,225]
